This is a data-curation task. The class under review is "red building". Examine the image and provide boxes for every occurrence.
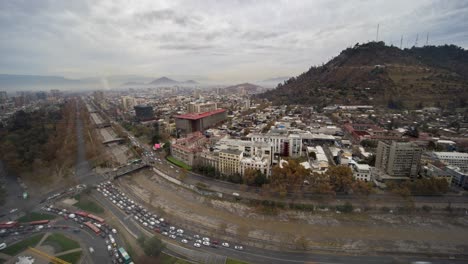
[175,109,227,136]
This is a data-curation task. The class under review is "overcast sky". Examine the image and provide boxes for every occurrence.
[0,0,467,83]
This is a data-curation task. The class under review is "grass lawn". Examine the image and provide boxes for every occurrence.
[167,156,192,170]
[160,253,192,264]
[226,258,250,264]
[43,233,80,253]
[74,195,104,214]
[1,234,44,256]
[17,212,56,223]
[58,251,82,263]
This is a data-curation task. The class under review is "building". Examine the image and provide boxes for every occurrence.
[170,132,207,166]
[351,163,372,182]
[219,149,243,176]
[375,141,422,178]
[134,105,154,121]
[444,166,468,189]
[343,123,383,143]
[188,102,217,113]
[50,89,62,98]
[422,164,453,186]
[175,109,227,136]
[121,96,136,111]
[0,91,7,103]
[93,90,104,101]
[433,152,468,172]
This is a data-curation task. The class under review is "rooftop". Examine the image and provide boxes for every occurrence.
[174,108,226,120]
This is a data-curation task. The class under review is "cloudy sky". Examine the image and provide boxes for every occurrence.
[0,0,467,83]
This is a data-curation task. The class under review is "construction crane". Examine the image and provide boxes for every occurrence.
[28,247,71,264]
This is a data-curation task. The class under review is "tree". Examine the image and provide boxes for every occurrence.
[308,151,317,160]
[351,181,372,196]
[326,166,354,193]
[243,168,257,185]
[142,236,165,257]
[270,159,310,195]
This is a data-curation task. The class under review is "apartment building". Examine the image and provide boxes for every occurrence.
[188,102,217,113]
[219,149,243,176]
[351,163,372,182]
[170,132,207,166]
[375,141,422,178]
[433,152,468,172]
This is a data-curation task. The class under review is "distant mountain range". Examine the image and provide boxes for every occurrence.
[258,42,468,108]
[123,76,198,87]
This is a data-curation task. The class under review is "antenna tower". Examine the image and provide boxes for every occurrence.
[400,35,403,49]
[425,33,429,46]
[376,24,380,41]
[415,34,419,47]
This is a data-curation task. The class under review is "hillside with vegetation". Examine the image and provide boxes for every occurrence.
[258,42,468,109]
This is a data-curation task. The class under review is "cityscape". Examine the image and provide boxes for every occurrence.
[1,1,468,264]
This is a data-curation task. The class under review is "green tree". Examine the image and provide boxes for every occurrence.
[326,166,354,193]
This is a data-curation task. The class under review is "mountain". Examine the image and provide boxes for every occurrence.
[148,76,179,86]
[122,81,145,86]
[220,83,267,95]
[182,80,198,85]
[258,42,468,109]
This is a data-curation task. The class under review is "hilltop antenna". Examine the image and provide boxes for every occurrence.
[376,24,380,41]
[415,34,419,47]
[400,35,403,49]
[425,33,429,46]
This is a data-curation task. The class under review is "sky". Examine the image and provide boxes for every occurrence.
[0,0,467,83]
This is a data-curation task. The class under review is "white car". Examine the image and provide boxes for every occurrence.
[176,229,184,234]
[0,243,7,250]
[159,218,164,222]
[181,239,188,244]
[162,232,168,236]
[222,242,230,248]
[169,234,177,239]
[112,229,117,234]
[89,247,94,253]
[9,208,18,214]
[202,241,210,246]
[195,240,202,244]
[234,245,244,251]
[202,237,210,242]
[193,243,201,248]
[143,222,148,227]
[169,226,175,231]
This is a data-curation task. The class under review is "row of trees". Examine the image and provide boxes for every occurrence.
[387,177,449,196]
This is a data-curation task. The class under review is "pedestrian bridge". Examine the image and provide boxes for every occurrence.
[102,138,125,144]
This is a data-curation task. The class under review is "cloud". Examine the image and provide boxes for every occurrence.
[0,0,466,83]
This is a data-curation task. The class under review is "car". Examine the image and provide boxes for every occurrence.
[143,222,148,227]
[195,240,202,244]
[193,243,201,248]
[162,232,168,236]
[202,237,210,242]
[234,245,244,250]
[0,243,6,250]
[202,241,210,246]
[181,239,188,244]
[176,229,184,234]
[107,245,112,251]
[112,229,117,234]
[169,234,177,239]
[169,226,175,230]
[89,247,94,253]
[194,234,200,239]
[222,242,230,247]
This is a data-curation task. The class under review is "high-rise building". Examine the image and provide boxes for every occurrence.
[121,96,136,111]
[375,141,422,178]
[188,102,217,113]
[0,91,7,103]
[134,105,154,121]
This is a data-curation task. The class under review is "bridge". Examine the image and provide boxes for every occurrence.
[106,163,150,179]
[102,138,125,145]
[95,122,111,128]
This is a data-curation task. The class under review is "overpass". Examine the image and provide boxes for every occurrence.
[102,138,125,145]
[106,163,150,179]
[95,122,111,128]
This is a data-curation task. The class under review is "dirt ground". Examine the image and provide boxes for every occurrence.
[117,170,468,254]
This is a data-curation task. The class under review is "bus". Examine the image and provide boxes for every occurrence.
[118,247,132,264]
[84,221,101,235]
[87,214,105,223]
[28,220,50,226]
[74,210,89,218]
[0,221,19,229]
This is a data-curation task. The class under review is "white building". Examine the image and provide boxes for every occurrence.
[351,163,372,182]
[433,152,468,172]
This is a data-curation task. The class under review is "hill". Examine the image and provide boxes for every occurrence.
[148,76,179,86]
[0,74,81,91]
[220,83,267,95]
[258,42,468,109]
